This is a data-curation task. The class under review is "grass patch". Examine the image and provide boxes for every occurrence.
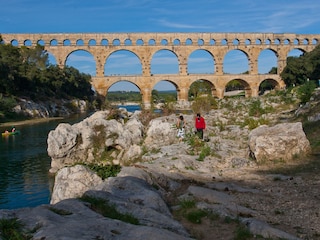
[174,199,208,224]
[234,224,253,240]
[186,209,208,224]
[80,195,139,225]
[0,218,31,240]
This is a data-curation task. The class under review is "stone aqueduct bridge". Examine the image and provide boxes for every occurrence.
[2,33,320,106]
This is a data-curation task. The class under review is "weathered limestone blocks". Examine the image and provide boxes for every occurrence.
[248,122,310,162]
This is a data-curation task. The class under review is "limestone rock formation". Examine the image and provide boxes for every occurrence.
[50,165,104,204]
[47,110,144,173]
[248,122,310,162]
[143,115,178,150]
[13,98,88,118]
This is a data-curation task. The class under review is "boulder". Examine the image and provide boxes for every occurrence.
[248,122,310,162]
[143,115,178,149]
[47,110,144,173]
[50,165,104,204]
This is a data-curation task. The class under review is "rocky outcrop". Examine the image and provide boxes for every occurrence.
[13,98,88,118]
[47,110,144,173]
[248,122,311,162]
[2,161,304,239]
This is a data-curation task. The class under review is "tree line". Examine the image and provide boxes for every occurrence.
[0,35,94,101]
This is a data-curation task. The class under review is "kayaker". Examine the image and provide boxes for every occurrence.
[11,126,15,132]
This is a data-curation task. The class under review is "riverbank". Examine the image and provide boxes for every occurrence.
[0,117,64,128]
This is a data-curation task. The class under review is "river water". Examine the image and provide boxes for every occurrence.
[0,106,140,210]
[0,114,89,210]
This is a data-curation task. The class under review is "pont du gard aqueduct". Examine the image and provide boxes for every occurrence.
[2,33,320,107]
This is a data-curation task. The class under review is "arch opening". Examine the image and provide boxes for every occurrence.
[188,50,215,74]
[258,49,278,74]
[152,80,177,104]
[105,50,142,76]
[225,79,250,97]
[65,50,96,76]
[106,81,142,105]
[151,49,179,74]
[259,79,279,95]
[223,50,249,74]
[188,79,215,100]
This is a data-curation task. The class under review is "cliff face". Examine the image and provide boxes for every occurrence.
[13,98,89,118]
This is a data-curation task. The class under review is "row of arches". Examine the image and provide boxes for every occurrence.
[58,48,304,79]
[106,77,280,99]
[7,37,319,47]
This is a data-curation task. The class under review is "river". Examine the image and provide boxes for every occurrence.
[0,114,90,210]
[0,106,141,210]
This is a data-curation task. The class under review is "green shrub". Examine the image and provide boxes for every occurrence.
[197,145,211,161]
[191,95,217,113]
[248,99,265,117]
[297,81,316,104]
[85,164,121,180]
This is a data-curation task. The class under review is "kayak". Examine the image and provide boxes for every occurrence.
[1,130,20,136]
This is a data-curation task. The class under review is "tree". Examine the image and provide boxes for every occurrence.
[151,89,160,103]
[269,67,277,74]
[226,79,243,91]
[189,80,212,99]
[0,43,23,94]
[281,45,320,86]
[280,56,307,86]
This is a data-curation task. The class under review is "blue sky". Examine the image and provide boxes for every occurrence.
[1,0,320,91]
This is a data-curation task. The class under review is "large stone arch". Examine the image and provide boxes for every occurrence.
[223,49,250,74]
[188,79,217,99]
[187,49,215,74]
[258,78,281,95]
[65,49,96,73]
[258,48,278,74]
[151,79,178,101]
[224,78,251,98]
[104,49,143,76]
[150,49,180,74]
[107,80,141,92]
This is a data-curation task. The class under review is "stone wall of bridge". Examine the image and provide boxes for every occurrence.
[1,33,319,106]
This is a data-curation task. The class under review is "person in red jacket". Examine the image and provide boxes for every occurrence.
[195,113,206,139]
